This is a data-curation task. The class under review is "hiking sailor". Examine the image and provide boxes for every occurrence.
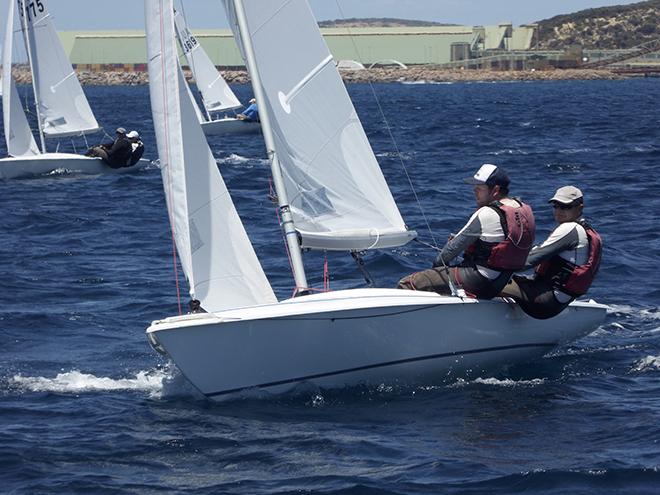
[86,127,133,169]
[236,98,259,122]
[398,164,536,299]
[500,185,602,319]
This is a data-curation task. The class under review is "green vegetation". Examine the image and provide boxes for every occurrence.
[536,0,660,49]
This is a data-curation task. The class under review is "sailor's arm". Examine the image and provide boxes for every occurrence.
[524,223,580,269]
[434,211,482,267]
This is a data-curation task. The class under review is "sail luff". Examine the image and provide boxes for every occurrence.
[3,0,40,157]
[146,0,277,311]
[229,0,309,291]
[20,0,46,152]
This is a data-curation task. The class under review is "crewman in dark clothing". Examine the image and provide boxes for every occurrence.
[86,127,133,168]
[501,186,602,319]
[126,130,144,166]
[397,164,535,299]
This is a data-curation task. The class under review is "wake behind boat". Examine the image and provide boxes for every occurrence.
[144,0,607,401]
[0,0,144,179]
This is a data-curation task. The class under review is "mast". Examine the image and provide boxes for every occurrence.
[20,0,46,153]
[231,0,309,292]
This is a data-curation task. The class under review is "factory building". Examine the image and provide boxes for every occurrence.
[60,24,538,71]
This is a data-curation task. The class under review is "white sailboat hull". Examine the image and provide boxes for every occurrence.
[0,153,147,179]
[201,117,261,136]
[146,288,608,400]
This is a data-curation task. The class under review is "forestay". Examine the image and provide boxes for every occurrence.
[2,0,39,157]
[146,0,277,312]
[173,9,242,114]
[223,0,416,251]
[20,0,100,138]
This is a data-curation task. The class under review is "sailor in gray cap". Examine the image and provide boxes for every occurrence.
[501,185,603,319]
[398,164,535,300]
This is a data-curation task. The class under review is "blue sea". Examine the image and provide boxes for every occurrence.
[1,80,659,494]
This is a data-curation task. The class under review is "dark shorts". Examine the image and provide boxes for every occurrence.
[512,275,572,319]
[397,265,512,300]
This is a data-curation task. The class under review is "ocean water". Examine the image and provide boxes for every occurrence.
[1,80,659,494]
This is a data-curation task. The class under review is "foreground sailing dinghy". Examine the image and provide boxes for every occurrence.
[173,8,260,136]
[145,0,607,400]
[0,0,143,179]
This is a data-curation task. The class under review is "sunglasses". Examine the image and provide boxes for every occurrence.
[552,202,577,210]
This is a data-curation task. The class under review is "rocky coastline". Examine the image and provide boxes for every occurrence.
[8,65,625,86]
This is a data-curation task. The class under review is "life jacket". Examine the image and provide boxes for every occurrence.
[535,220,602,297]
[464,199,536,271]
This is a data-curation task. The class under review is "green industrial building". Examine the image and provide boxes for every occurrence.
[60,24,537,71]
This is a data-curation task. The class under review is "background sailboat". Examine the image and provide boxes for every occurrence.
[173,7,260,135]
[0,0,143,179]
[145,0,607,401]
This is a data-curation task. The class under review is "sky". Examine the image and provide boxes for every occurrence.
[0,0,645,31]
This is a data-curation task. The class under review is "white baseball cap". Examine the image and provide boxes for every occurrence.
[126,130,139,139]
[549,185,583,205]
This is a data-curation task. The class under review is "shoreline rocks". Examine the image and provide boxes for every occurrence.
[9,66,625,86]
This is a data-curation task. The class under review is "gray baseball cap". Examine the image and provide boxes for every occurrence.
[549,185,583,205]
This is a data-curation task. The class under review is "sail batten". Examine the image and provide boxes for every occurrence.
[146,0,277,312]
[223,0,415,251]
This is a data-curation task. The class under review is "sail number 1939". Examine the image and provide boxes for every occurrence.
[182,35,199,53]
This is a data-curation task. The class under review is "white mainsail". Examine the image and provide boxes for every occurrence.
[20,0,100,139]
[223,0,416,251]
[2,0,39,157]
[146,0,277,311]
[173,9,242,115]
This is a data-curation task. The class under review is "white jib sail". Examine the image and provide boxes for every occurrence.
[223,0,416,251]
[173,9,242,114]
[2,0,39,157]
[21,0,100,139]
[146,0,277,312]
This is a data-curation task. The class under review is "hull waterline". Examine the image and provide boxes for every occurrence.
[0,153,148,179]
[146,289,608,400]
[201,117,261,136]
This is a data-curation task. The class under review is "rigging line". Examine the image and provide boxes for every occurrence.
[158,4,182,315]
[333,0,438,249]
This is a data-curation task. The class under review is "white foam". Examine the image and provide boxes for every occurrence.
[399,80,453,85]
[632,355,660,373]
[11,368,170,397]
[449,377,545,388]
[473,377,545,387]
[216,153,249,165]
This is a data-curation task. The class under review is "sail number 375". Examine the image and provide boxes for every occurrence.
[18,0,45,21]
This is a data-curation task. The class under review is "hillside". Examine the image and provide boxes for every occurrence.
[537,0,660,49]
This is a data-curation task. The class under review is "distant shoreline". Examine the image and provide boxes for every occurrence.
[9,66,627,86]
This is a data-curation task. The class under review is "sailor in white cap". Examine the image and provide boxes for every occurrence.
[125,130,145,166]
[398,164,535,299]
[501,185,603,319]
